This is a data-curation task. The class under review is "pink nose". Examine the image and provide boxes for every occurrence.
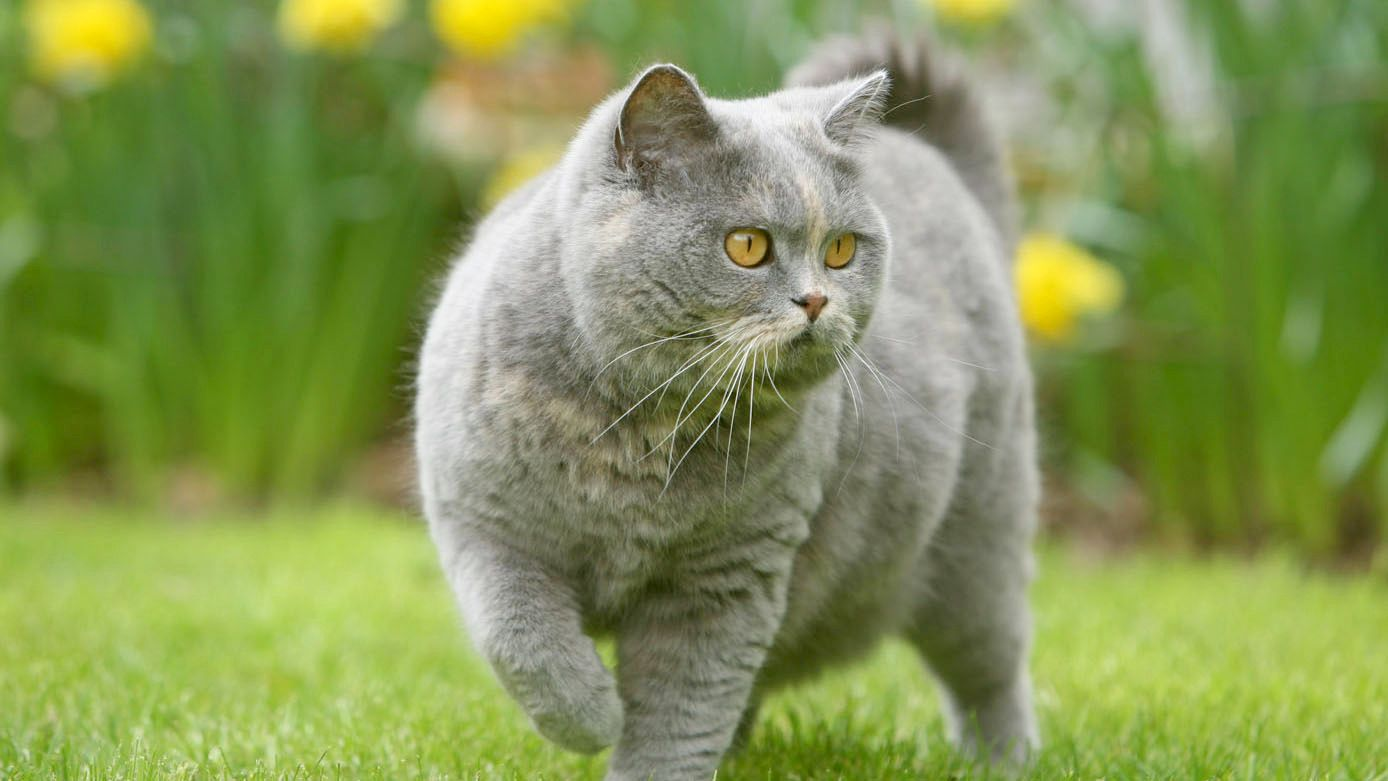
[792,292,828,322]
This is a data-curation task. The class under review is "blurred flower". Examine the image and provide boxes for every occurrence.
[926,0,1017,26]
[416,47,610,166]
[431,0,571,60]
[278,0,401,54]
[481,145,565,208]
[1015,233,1123,343]
[24,0,152,87]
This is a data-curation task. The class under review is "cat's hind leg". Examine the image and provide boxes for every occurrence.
[728,694,762,753]
[905,431,1040,763]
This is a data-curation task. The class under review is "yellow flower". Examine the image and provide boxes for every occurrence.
[481,145,565,208]
[25,0,153,87]
[926,0,1017,26]
[278,0,402,54]
[431,0,570,60]
[1015,233,1123,343]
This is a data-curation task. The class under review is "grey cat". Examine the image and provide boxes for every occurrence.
[415,28,1039,781]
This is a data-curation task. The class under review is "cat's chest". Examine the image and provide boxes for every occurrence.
[499,421,805,616]
[474,369,823,612]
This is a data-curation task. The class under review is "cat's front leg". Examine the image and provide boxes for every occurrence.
[433,524,623,754]
[605,524,801,781]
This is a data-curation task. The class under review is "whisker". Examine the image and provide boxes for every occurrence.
[852,344,996,451]
[831,348,868,500]
[848,343,902,459]
[590,332,736,445]
[651,323,751,411]
[590,322,724,390]
[627,318,729,341]
[723,346,753,497]
[833,349,863,428]
[742,348,760,486]
[869,334,997,372]
[870,333,916,345]
[939,356,998,372]
[641,339,745,463]
[763,356,796,413]
[663,343,750,495]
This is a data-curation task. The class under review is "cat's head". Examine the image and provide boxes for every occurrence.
[558,63,891,398]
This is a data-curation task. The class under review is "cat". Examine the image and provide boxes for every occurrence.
[415,27,1039,781]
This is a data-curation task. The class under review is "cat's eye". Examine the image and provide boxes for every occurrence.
[725,228,770,268]
[825,233,856,269]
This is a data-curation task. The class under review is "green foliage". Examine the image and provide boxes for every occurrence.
[1037,0,1388,556]
[2,0,1386,560]
[2,508,1386,779]
[0,1,463,498]
[0,0,899,501]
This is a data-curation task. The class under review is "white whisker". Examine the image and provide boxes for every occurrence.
[723,346,753,497]
[590,322,724,390]
[743,349,760,486]
[870,334,997,372]
[831,347,868,500]
[590,331,737,445]
[651,324,752,411]
[642,339,745,463]
[662,343,750,495]
[851,343,996,451]
[833,349,863,428]
[848,343,901,459]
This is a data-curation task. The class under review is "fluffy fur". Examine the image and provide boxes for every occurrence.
[415,29,1039,781]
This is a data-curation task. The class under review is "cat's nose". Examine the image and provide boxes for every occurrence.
[791,291,828,322]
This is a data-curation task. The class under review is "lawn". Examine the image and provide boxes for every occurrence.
[2,508,1385,780]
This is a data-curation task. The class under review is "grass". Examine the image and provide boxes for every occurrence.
[2,507,1386,779]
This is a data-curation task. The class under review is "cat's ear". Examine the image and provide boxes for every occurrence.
[822,70,891,146]
[614,64,719,175]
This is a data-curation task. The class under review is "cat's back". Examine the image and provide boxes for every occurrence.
[857,126,1020,367]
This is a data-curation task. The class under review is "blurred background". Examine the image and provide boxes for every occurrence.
[2,0,1386,568]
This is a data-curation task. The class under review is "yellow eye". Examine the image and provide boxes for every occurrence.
[725,228,770,268]
[825,233,856,269]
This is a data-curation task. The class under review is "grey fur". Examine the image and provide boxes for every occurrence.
[416,29,1039,781]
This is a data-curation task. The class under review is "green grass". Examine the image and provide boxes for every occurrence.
[2,508,1386,779]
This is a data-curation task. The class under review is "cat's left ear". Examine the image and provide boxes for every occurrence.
[614,64,719,176]
[822,70,891,146]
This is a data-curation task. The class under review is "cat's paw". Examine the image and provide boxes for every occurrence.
[947,680,1040,767]
[956,729,1039,767]
[526,670,624,754]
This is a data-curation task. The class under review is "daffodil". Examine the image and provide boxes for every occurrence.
[25,0,153,87]
[431,0,570,60]
[278,0,402,54]
[926,0,1017,27]
[1015,233,1123,342]
[482,145,565,208]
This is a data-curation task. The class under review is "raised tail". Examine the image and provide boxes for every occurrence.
[787,26,1017,248]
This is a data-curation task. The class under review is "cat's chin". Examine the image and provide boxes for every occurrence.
[757,334,850,390]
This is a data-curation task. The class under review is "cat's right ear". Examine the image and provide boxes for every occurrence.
[614,64,718,177]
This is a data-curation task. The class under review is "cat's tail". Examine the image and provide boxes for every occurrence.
[786,25,1017,247]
